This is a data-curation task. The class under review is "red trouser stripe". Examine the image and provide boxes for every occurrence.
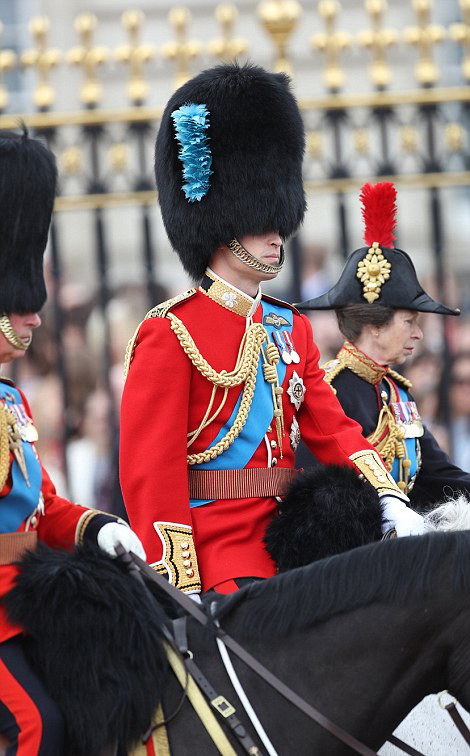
[0,658,43,755]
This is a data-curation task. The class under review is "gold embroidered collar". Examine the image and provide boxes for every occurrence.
[199,269,258,318]
[338,341,389,385]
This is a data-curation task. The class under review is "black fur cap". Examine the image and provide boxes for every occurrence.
[155,62,306,281]
[6,544,170,756]
[264,465,384,571]
[0,129,57,314]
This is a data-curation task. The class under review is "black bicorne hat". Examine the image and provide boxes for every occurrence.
[297,182,459,317]
[155,62,306,281]
[0,130,57,314]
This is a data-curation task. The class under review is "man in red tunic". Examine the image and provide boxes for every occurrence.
[120,63,422,597]
[0,130,145,756]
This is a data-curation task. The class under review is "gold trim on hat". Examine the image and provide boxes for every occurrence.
[356,242,391,303]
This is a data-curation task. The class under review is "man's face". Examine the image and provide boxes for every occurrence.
[231,231,283,283]
[0,312,41,363]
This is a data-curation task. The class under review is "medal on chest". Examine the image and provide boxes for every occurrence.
[287,371,306,410]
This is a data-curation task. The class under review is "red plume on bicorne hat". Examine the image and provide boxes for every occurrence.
[360,182,397,249]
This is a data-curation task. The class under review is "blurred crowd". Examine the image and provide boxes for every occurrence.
[3,242,470,517]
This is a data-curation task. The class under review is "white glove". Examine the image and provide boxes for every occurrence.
[380,496,425,537]
[189,593,202,603]
[97,522,147,560]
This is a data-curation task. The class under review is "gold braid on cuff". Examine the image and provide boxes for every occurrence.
[228,238,284,275]
[0,315,31,350]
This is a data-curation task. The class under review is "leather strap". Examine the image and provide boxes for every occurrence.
[444,702,470,746]
[388,735,425,756]
[120,549,379,756]
[188,467,299,500]
[0,531,37,565]
[173,616,262,756]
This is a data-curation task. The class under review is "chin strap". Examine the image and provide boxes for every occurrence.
[228,238,284,275]
[0,315,31,350]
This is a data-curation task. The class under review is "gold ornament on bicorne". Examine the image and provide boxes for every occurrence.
[356,242,391,304]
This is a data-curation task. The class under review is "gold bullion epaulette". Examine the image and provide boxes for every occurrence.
[124,289,197,378]
[262,293,299,316]
[387,367,412,390]
[145,288,197,319]
[321,357,344,386]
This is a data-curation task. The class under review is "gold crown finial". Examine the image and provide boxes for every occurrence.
[450,0,470,83]
[0,21,17,113]
[358,0,396,89]
[21,17,61,110]
[162,8,202,90]
[311,0,350,92]
[115,10,157,105]
[404,0,445,86]
[257,0,302,76]
[208,5,249,62]
[67,13,109,107]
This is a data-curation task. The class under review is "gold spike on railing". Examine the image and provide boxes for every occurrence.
[450,0,470,83]
[404,0,445,86]
[208,4,248,62]
[21,17,61,110]
[311,0,350,93]
[162,8,201,90]
[67,13,109,107]
[358,0,396,89]
[257,0,302,76]
[115,10,157,105]
[0,21,16,113]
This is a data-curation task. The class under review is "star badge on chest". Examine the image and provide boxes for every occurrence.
[290,416,301,451]
[287,371,306,411]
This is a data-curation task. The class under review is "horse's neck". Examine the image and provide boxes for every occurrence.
[220,594,457,754]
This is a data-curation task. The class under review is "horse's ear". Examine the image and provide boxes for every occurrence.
[264,464,384,571]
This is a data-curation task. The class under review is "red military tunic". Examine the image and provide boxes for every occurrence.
[0,379,112,641]
[120,271,402,593]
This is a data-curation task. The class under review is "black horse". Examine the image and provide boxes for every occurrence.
[6,529,470,755]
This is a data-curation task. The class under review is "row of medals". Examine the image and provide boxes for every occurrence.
[2,393,38,487]
[272,330,300,365]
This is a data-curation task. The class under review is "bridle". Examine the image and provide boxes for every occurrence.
[118,547,470,756]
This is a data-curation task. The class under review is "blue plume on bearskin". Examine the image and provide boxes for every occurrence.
[264,465,384,571]
[5,544,169,756]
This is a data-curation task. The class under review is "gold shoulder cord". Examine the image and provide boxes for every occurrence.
[124,292,285,465]
[367,378,412,493]
[0,407,10,490]
[168,313,284,464]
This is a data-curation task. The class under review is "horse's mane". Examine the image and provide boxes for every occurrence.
[214,530,470,639]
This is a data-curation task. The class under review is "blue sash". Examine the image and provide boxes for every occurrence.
[390,385,419,485]
[0,385,42,533]
[190,300,293,507]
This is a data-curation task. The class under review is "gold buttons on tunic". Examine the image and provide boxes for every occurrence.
[270,440,277,450]
[271,458,278,467]
[186,568,194,577]
[30,516,37,527]
[181,541,189,550]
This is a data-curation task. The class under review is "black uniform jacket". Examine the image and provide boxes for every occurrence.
[296,341,470,510]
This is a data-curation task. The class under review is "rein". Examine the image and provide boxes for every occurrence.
[119,549,470,756]
[120,549,379,756]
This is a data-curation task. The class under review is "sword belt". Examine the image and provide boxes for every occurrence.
[0,531,37,565]
[188,467,300,500]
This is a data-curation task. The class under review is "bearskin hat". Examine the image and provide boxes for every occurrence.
[264,465,384,571]
[0,129,57,314]
[155,62,306,281]
[297,182,459,316]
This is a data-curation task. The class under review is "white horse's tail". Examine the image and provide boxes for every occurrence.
[423,494,470,532]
